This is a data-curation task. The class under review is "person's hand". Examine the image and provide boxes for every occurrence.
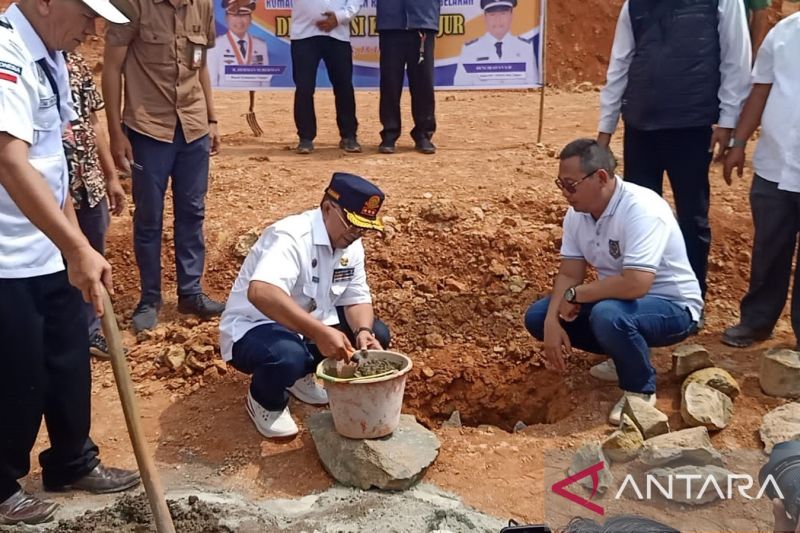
[316,11,338,32]
[106,175,126,216]
[356,329,383,350]
[209,122,221,156]
[558,299,581,322]
[109,126,133,174]
[722,145,745,186]
[772,498,799,533]
[543,317,571,373]
[64,244,113,318]
[597,132,612,148]
[709,126,733,163]
[314,326,355,361]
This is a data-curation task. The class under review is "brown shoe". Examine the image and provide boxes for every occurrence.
[0,490,59,525]
[45,464,141,494]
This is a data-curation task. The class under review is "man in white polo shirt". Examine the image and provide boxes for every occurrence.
[220,173,390,438]
[721,12,800,350]
[290,0,361,154]
[0,0,140,525]
[524,139,703,425]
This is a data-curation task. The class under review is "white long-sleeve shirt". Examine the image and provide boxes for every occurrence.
[598,0,751,134]
[290,0,361,42]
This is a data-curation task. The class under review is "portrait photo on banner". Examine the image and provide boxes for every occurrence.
[208,0,545,90]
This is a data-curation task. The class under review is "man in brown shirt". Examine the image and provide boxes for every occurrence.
[103,0,225,332]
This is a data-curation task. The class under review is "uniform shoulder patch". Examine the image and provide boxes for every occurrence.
[464,38,478,46]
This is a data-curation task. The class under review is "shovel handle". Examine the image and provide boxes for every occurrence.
[100,289,176,533]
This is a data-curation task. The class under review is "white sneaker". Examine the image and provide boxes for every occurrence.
[288,373,328,405]
[608,391,656,426]
[589,359,618,382]
[245,391,298,438]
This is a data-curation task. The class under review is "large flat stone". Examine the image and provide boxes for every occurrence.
[672,344,713,378]
[602,414,644,463]
[640,427,724,467]
[760,349,800,398]
[682,367,741,400]
[308,412,440,491]
[622,396,669,439]
[681,382,733,431]
[760,403,800,453]
[568,442,613,494]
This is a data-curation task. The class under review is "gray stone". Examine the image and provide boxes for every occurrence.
[682,367,741,400]
[640,427,724,467]
[512,421,528,433]
[645,465,735,505]
[568,442,613,494]
[602,414,644,463]
[681,382,734,431]
[760,349,800,398]
[442,410,462,429]
[622,396,669,439]
[234,228,260,258]
[760,403,800,453]
[308,412,440,490]
[672,344,714,378]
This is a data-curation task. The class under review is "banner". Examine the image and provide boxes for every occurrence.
[208,0,544,90]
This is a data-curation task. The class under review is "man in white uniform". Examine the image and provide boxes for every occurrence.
[524,139,703,425]
[454,0,538,87]
[208,0,270,88]
[220,173,391,438]
[0,0,140,525]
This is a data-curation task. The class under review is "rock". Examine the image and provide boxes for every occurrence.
[469,207,485,221]
[682,367,741,400]
[234,228,261,258]
[640,427,724,467]
[212,360,228,375]
[420,201,459,223]
[442,410,462,429]
[760,348,800,398]
[308,412,440,490]
[188,344,215,358]
[681,382,733,431]
[568,442,613,494]
[672,344,713,378]
[424,333,445,348]
[512,421,528,433]
[602,414,644,463]
[421,366,435,378]
[186,354,208,372]
[161,346,186,371]
[760,403,800,453]
[488,259,509,278]
[444,278,468,293]
[507,275,527,293]
[622,396,669,439]
[645,465,734,505]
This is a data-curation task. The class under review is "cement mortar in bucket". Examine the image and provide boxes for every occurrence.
[316,350,413,439]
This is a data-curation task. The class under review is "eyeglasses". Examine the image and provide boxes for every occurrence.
[333,208,365,236]
[554,169,598,194]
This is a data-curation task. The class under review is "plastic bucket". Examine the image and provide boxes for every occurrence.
[316,350,413,439]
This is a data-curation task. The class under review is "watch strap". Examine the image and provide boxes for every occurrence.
[354,326,374,337]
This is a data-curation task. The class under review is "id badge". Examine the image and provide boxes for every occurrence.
[190,43,204,69]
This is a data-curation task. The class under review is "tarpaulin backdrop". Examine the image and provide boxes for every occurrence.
[208,0,544,90]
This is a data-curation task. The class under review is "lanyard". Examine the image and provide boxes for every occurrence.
[226,32,252,65]
[36,58,61,119]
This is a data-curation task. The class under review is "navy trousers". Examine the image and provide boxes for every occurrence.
[230,308,391,411]
[75,194,109,338]
[128,125,209,305]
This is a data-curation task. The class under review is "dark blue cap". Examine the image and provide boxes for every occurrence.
[325,172,385,231]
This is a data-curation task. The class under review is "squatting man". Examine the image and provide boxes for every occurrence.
[525,139,703,425]
[219,173,391,438]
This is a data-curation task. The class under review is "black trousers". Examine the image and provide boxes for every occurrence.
[0,271,99,501]
[291,36,358,141]
[378,30,437,144]
[739,175,800,341]
[623,125,713,297]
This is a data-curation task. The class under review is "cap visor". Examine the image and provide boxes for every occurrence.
[345,210,384,232]
[83,0,129,23]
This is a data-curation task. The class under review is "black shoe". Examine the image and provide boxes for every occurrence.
[414,138,436,154]
[0,490,58,525]
[45,464,140,495]
[296,139,314,154]
[178,293,225,318]
[132,301,160,333]
[721,323,773,348]
[378,142,396,154]
[339,137,362,153]
[89,332,110,360]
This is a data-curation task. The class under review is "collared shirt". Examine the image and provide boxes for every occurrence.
[64,51,106,209]
[751,12,800,192]
[453,32,538,86]
[0,5,77,279]
[105,0,215,143]
[219,208,373,361]
[598,0,751,134]
[290,0,361,42]
[208,30,270,88]
[560,177,704,321]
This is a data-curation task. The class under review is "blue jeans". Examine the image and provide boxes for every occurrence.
[524,296,697,394]
[230,307,391,411]
[128,125,209,305]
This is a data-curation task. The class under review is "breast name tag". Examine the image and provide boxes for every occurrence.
[191,44,204,69]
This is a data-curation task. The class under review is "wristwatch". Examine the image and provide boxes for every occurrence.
[727,137,747,149]
[564,286,578,304]
[353,327,374,337]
